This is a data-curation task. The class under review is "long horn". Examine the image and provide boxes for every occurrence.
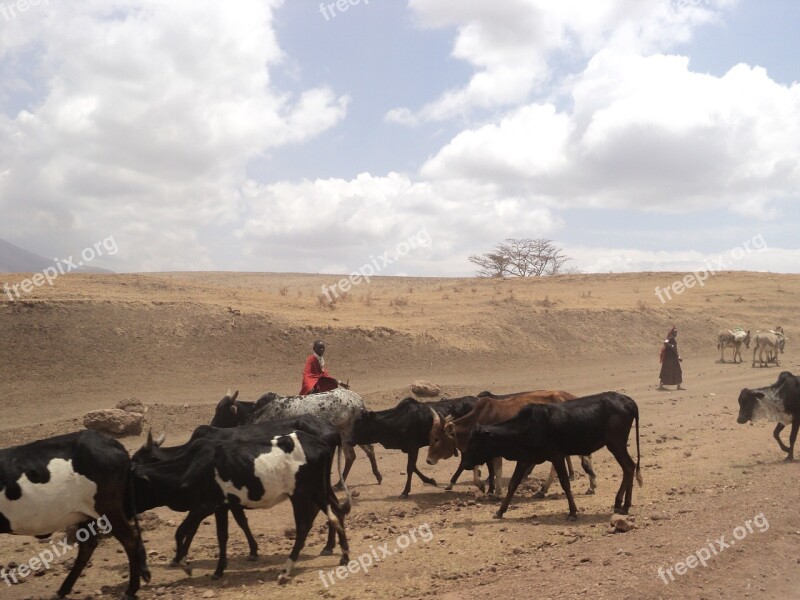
[154,433,166,447]
[145,429,154,451]
[429,407,441,427]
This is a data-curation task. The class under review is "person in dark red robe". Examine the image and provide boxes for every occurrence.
[659,326,684,390]
[299,340,346,395]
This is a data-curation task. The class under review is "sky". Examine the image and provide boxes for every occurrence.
[0,0,799,276]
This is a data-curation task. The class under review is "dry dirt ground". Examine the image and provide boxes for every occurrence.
[1,271,799,600]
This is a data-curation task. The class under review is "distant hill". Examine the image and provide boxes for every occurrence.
[0,238,113,273]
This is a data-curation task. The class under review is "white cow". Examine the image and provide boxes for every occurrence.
[753,327,787,367]
[718,328,751,363]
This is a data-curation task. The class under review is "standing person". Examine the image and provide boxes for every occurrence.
[659,326,684,390]
[299,340,348,395]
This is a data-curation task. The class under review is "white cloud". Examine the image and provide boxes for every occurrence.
[0,0,347,270]
[390,0,731,123]
[422,50,800,218]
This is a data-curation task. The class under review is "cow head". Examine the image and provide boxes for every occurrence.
[426,410,457,465]
[209,390,240,428]
[131,430,167,464]
[461,425,495,470]
[349,408,378,446]
[736,388,764,424]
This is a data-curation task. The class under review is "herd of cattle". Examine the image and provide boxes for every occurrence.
[718,326,786,365]
[1,371,799,599]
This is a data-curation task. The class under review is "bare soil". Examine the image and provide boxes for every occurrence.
[0,271,798,600]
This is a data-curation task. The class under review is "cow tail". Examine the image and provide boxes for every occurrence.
[634,407,643,487]
[125,465,150,580]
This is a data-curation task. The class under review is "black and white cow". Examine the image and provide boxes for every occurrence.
[133,413,344,579]
[737,371,800,460]
[131,430,349,583]
[461,392,642,520]
[349,396,480,497]
[0,431,150,599]
[211,389,382,487]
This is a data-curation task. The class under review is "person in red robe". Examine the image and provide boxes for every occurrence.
[299,341,347,395]
[659,325,684,390]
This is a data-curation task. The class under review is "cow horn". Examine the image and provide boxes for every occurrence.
[154,433,166,447]
[429,408,441,427]
[231,390,239,401]
[145,430,154,451]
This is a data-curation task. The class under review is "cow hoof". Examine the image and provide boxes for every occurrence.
[492,511,504,519]
[277,573,291,585]
[399,492,409,499]
[585,488,595,496]
[247,554,259,562]
[120,594,136,600]
[339,556,349,566]
[533,490,546,499]
[567,514,577,521]
[785,456,794,462]
[376,476,383,485]
[444,484,454,491]
[333,482,345,491]
[211,572,223,581]
[425,479,438,487]
[320,548,334,556]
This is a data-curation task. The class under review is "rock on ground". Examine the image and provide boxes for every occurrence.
[83,408,143,436]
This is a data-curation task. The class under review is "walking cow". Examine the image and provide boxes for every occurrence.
[0,431,150,599]
[736,371,800,460]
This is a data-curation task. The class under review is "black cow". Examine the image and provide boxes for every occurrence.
[737,371,800,460]
[133,414,344,579]
[131,430,349,583]
[462,392,642,520]
[350,396,480,497]
[0,431,150,599]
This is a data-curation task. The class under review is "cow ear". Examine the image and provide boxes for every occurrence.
[444,421,455,436]
[444,414,453,424]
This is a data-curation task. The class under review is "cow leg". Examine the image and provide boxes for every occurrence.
[211,506,230,580]
[580,455,597,495]
[608,442,636,515]
[322,490,350,562]
[494,460,533,519]
[786,421,799,461]
[566,455,575,480]
[359,444,383,484]
[338,441,357,487]
[279,499,318,584]
[446,457,467,491]
[773,423,790,453]
[486,459,496,495]
[230,505,259,560]
[535,464,556,498]
[56,523,100,598]
[101,508,151,600]
[552,457,579,520]
[172,511,206,573]
[412,450,438,488]
[492,458,504,496]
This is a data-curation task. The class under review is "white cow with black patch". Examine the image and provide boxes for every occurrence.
[737,371,800,460]
[0,431,150,599]
[131,430,350,583]
[211,388,383,487]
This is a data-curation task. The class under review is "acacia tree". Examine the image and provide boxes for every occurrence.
[468,238,571,278]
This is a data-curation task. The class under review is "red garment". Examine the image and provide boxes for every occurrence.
[299,355,338,395]
[659,326,677,363]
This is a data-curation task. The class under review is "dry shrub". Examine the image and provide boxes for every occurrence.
[279,286,289,296]
[390,296,409,307]
[536,295,557,308]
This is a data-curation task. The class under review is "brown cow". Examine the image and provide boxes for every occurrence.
[426,390,596,496]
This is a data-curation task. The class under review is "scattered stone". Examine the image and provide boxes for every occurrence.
[115,398,147,414]
[83,409,143,436]
[410,380,442,397]
[609,514,636,533]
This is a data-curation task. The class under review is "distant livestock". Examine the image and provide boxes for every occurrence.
[0,431,150,599]
[752,327,786,367]
[461,392,642,520]
[737,371,800,460]
[718,329,751,363]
